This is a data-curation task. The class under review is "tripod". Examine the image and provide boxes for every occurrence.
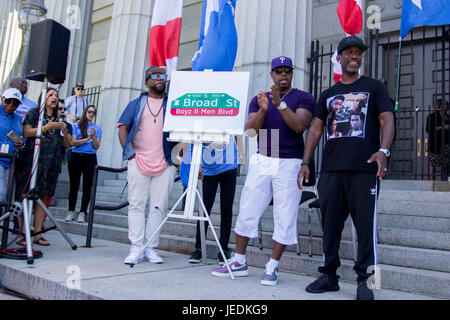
[21,79,77,265]
[127,141,234,279]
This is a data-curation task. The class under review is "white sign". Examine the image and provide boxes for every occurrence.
[164,71,250,142]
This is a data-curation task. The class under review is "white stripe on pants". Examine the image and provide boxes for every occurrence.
[127,159,176,250]
[234,154,302,246]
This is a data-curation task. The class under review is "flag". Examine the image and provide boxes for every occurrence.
[337,0,363,36]
[191,0,238,71]
[331,50,342,83]
[333,0,363,83]
[400,0,450,38]
[149,0,183,78]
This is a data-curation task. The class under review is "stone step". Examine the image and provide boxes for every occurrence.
[58,186,450,234]
[377,200,450,218]
[52,190,450,238]
[49,217,450,299]
[52,201,450,251]
[94,182,450,204]
[50,208,450,273]
[379,180,450,192]
[114,172,248,185]
[70,185,450,223]
[378,190,450,203]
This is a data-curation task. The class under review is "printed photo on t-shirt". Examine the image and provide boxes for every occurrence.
[326,92,370,140]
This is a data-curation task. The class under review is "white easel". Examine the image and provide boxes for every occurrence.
[130,131,233,279]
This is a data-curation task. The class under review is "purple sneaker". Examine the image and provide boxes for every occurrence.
[260,264,279,286]
[211,259,248,278]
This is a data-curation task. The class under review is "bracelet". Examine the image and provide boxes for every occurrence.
[301,162,309,166]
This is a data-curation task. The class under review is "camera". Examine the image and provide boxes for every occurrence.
[57,113,67,123]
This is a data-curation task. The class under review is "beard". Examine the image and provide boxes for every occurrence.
[150,82,166,95]
[343,61,361,74]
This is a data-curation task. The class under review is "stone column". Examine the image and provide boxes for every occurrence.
[96,0,154,168]
[0,0,22,89]
[27,0,93,100]
[233,0,312,171]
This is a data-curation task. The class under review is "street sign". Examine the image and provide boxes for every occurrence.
[164,71,250,138]
[171,93,240,117]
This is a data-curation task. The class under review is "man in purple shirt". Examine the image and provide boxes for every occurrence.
[211,56,315,285]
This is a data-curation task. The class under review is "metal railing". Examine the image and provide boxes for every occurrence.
[307,25,450,180]
[84,86,101,108]
[86,165,128,248]
[85,165,182,248]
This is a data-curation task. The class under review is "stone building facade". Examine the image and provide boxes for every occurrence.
[1,0,408,169]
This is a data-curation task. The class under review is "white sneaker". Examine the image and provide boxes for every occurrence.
[144,248,163,264]
[124,249,144,265]
[77,212,86,223]
[65,211,76,222]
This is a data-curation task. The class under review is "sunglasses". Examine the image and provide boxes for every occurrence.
[4,98,21,108]
[59,107,66,111]
[87,110,96,115]
[76,87,84,91]
[147,73,167,81]
[273,68,293,75]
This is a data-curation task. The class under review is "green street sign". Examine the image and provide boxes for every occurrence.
[171,93,240,116]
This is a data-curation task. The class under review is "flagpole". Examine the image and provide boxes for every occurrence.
[394,37,403,111]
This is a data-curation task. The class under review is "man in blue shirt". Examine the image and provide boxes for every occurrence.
[9,77,37,122]
[65,82,90,124]
[0,88,24,202]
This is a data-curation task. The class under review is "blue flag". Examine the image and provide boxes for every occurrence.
[191,0,238,71]
[400,0,450,38]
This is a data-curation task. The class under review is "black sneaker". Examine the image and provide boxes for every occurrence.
[217,250,231,266]
[188,250,202,264]
[305,274,340,293]
[356,281,374,300]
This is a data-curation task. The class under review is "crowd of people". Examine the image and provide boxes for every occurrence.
[4,34,449,300]
[0,79,101,247]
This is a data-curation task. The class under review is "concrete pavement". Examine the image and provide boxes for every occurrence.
[0,231,440,301]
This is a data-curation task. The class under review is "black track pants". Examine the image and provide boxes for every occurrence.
[317,171,379,282]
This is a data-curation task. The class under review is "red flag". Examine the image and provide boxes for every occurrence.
[337,0,363,36]
[333,0,363,83]
[331,50,342,83]
[149,0,183,78]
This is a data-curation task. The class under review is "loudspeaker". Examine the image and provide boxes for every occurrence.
[25,19,70,84]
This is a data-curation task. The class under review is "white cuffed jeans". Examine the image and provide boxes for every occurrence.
[127,159,176,250]
[234,153,302,246]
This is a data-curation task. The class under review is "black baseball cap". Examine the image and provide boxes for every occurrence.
[338,35,368,55]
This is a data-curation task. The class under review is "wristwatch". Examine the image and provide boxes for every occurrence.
[379,148,391,158]
[277,101,288,111]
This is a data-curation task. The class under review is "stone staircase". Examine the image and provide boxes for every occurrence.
[49,167,450,299]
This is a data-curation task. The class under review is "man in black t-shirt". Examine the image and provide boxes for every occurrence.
[298,35,395,300]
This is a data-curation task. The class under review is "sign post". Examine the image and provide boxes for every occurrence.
[130,71,249,278]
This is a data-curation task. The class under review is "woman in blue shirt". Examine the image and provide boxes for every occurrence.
[188,136,239,265]
[65,105,102,223]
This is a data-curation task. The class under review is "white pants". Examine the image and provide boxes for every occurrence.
[234,153,302,246]
[127,159,176,250]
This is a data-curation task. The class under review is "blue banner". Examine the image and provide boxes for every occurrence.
[400,0,450,38]
[191,0,238,71]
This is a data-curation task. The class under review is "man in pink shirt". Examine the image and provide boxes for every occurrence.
[117,67,177,266]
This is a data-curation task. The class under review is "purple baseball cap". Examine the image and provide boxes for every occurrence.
[271,56,293,71]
